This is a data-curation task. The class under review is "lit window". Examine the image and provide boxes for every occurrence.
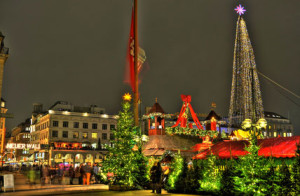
[73,132,79,139]
[283,132,286,137]
[274,132,277,137]
[92,133,97,139]
[82,132,88,139]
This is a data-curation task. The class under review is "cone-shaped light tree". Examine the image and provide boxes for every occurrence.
[229,4,264,128]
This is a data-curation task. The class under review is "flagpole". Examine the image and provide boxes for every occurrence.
[134,0,139,126]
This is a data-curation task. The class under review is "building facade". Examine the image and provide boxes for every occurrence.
[30,101,117,167]
[262,111,294,138]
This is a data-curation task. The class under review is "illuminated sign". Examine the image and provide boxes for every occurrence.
[6,143,40,150]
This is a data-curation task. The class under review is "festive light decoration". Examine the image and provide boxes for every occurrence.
[165,127,218,138]
[142,112,172,120]
[123,93,132,101]
[228,11,264,128]
[235,4,246,15]
[102,96,148,188]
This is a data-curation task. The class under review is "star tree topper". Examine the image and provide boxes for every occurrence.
[123,93,132,101]
[235,4,246,15]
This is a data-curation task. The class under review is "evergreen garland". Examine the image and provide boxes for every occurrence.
[165,126,218,138]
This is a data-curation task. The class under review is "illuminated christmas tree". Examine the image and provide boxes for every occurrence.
[102,93,148,189]
[229,5,264,128]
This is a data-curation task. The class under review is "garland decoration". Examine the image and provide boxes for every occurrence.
[165,127,218,138]
[142,112,172,120]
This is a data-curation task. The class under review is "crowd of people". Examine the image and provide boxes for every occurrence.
[22,162,102,185]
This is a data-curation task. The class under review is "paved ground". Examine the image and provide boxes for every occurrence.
[0,172,202,196]
[0,189,201,196]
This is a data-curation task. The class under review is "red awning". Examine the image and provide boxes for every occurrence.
[194,136,300,159]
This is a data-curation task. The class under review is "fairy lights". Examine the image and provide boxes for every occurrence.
[229,8,264,128]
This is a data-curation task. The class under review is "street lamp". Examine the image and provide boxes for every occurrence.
[241,118,267,139]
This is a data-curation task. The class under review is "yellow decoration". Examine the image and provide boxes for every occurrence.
[123,93,132,101]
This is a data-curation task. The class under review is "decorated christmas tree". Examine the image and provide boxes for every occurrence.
[102,93,148,189]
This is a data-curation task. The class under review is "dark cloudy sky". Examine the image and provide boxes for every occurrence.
[0,0,299,134]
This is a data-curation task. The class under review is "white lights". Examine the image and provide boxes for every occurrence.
[101,114,109,118]
[48,110,54,114]
[63,111,70,115]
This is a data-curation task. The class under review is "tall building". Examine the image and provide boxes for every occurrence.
[0,32,9,155]
[30,101,117,167]
[228,14,264,128]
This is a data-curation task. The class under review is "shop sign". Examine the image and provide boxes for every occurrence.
[6,143,40,150]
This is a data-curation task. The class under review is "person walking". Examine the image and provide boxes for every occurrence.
[150,160,162,194]
[92,163,99,184]
[69,164,75,185]
[79,163,85,185]
[83,162,92,185]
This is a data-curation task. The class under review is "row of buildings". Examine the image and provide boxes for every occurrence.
[1,99,295,167]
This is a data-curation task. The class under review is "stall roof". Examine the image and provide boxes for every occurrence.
[194,136,300,159]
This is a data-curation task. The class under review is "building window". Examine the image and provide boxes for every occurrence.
[83,123,88,129]
[52,130,58,138]
[110,124,115,130]
[283,132,286,137]
[53,121,59,127]
[92,123,98,129]
[102,133,107,140]
[92,143,97,149]
[274,132,277,137]
[82,132,88,139]
[74,122,79,128]
[73,132,79,139]
[62,131,68,138]
[92,133,97,139]
[102,124,107,130]
[110,133,114,140]
[63,121,69,128]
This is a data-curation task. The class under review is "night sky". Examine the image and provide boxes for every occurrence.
[0,0,299,135]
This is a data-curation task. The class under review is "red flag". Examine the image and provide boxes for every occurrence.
[124,7,136,92]
[124,7,146,92]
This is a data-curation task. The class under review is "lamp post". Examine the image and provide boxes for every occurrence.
[242,118,267,141]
